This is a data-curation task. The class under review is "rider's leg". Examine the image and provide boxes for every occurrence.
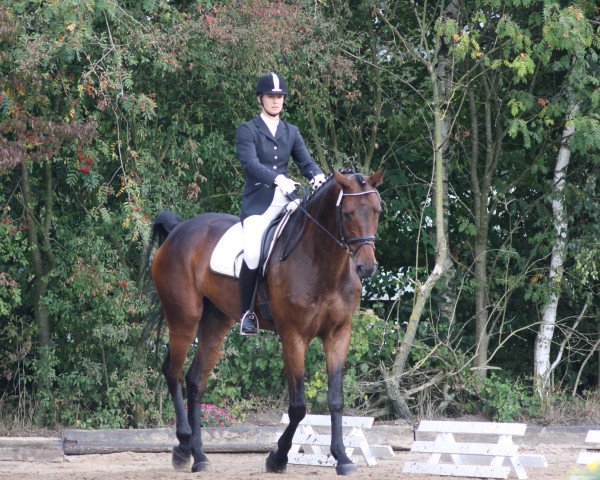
[238,259,260,336]
[239,187,290,336]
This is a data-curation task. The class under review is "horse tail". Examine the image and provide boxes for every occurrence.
[150,210,183,248]
[141,210,183,353]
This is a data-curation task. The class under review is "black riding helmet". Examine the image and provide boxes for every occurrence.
[256,72,288,96]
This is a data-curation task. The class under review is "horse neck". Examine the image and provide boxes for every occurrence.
[303,184,349,264]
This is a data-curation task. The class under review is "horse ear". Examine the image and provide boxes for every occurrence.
[369,167,385,188]
[333,170,354,190]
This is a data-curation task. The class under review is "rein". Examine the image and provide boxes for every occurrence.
[285,183,380,257]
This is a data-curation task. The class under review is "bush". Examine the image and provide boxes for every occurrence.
[477,373,541,422]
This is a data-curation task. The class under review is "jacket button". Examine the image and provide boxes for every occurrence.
[274,156,278,159]
[274,146,278,149]
[272,165,277,169]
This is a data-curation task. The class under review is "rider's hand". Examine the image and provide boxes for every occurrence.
[274,175,298,196]
[286,198,301,212]
[310,173,326,190]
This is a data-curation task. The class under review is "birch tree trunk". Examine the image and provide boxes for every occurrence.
[534,104,578,397]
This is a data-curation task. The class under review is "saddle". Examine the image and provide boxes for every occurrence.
[209,207,295,325]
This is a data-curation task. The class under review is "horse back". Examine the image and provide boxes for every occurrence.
[152,212,238,281]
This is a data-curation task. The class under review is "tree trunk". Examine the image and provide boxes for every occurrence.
[534,104,577,397]
[21,159,50,349]
[470,78,499,381]
[437,0,459,332]
[385,5,455,414]
[473,212,490,377]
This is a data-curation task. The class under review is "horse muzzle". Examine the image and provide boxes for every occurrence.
[355,258,378,280]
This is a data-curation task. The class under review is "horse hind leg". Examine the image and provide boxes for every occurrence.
[185,303,234,473]
[161,299,203,471]
[162,342,194,471]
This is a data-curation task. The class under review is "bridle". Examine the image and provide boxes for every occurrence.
[288,180,381,257]
[335,188,380,254]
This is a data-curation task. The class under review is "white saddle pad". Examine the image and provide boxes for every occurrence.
[210,222,244,278]
[209,211,294,278]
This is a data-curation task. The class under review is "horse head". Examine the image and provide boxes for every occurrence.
[332,168,385,280]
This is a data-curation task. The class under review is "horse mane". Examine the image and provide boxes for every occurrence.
[301,168,371,208]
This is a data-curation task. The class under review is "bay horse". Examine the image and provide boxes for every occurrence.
[149,168,384,475]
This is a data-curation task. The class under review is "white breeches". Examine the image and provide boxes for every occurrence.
[242,186,289,269]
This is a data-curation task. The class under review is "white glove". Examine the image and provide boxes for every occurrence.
[310,173,326,190]
[286,198,301,212]
[274,174,298,195]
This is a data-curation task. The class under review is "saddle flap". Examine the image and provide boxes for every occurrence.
[209,222,244,278]
[209,209,293,278]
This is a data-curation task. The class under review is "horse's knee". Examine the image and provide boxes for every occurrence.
[328,391,344,414]
[288,403,307,423]
[161,353,171,378]
[185,371,200,397]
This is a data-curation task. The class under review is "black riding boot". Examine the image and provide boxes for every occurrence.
[239,261,259,336]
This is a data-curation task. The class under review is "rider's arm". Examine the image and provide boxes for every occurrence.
[236,123,279,186]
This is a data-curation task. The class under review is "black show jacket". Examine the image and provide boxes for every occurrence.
[236,116,323,220]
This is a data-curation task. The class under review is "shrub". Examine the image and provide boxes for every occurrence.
[477,373,540,422]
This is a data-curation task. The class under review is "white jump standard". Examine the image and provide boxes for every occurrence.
[277,414,394,468]
[403,420,547,479]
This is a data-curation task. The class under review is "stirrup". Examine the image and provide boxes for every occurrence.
[240,310,259,336]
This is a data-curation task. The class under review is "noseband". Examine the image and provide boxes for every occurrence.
[335,189,380,254]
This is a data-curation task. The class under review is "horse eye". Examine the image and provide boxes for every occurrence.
[343,211,354,219]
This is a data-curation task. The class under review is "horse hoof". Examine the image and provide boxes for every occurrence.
[192,461,209,472]
[171,446,191,471]
[335,462,357,476]
[265,450,287,473]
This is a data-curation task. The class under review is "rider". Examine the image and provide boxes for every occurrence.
[236,72,326,336]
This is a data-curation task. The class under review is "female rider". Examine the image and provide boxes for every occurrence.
[236,72,326,336]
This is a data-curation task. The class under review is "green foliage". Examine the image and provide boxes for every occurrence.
[1,0,600,430]
[476,373,541,422]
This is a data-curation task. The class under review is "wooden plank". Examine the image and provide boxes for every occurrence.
[291,433,367,449]
[453,454,547,468]
[288,452,339,466]
[577,451,600,465]
[585,430,600,444]
[417,420,526,436]
[281,414,374,428]
[410,440,519,456]
[403,461,510,478]
[507,454,528,480]
[0,437,63,463]
[370,445,394,458]
[516,454,548,468]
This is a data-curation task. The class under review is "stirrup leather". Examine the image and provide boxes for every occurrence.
[240,310,259,336]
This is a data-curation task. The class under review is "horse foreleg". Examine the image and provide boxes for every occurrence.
[162,345,193,471]
[266,338,308,473]
[323,326,356,476]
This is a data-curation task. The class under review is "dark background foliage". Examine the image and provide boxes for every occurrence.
[1,0,599,429]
